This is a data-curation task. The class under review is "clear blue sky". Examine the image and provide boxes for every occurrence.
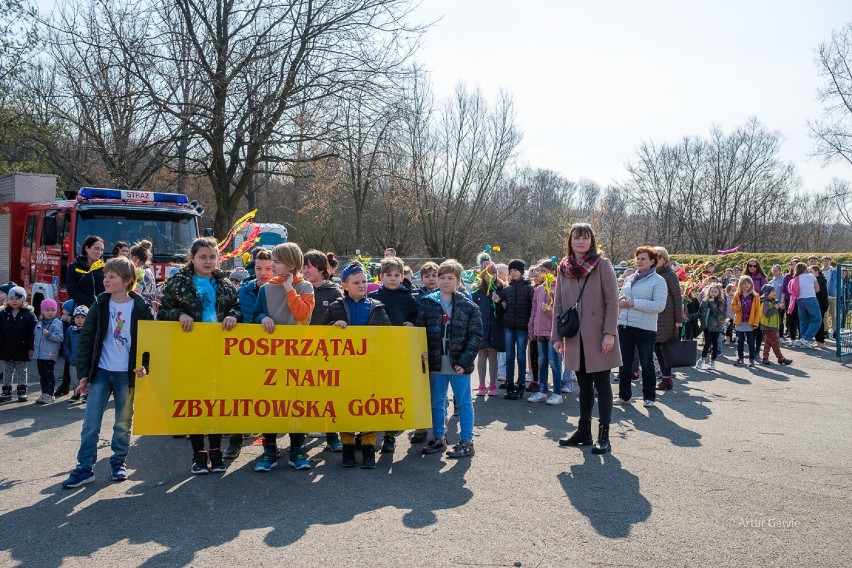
[413,0,851,191]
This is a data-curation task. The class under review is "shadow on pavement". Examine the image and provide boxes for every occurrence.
[557,451,651,538]
[0,432,474,567]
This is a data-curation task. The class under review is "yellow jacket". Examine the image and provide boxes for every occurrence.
[732,291,761,327]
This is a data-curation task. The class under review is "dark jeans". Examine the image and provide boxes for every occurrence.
[618,325,657,402]
[754,329,763,353]
[736,330,756,361]
[577,338,613,424]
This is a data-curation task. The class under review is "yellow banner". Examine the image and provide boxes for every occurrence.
[132,321,431,434]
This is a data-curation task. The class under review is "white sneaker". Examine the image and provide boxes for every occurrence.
[497,375,506,383]
[614,397,632,405]
[35,393,54,405]
[694,358,704,370]
[561,381,573,394]
[545,393,564,405]
[527,392,547,403]
[643,400,655,408]
[707,360,716,371]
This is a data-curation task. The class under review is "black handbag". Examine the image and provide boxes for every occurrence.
[659,335,698,368]
[556,274,590,338]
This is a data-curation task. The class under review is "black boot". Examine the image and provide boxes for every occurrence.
[54,376,70,397]
[559,419,593,446]
[342,444,357,467]
[381,434,396,453]
[0,385,12,402]
[591,423,611,454]
[361,445,376,469]
[16,384,27,402]
[503,383,518,400]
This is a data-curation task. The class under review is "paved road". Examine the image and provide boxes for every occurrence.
[1,342,850,567]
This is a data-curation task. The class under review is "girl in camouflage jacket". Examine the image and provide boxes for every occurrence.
[158,237,241,475]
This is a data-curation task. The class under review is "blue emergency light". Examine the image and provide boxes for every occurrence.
[78,187,190,204]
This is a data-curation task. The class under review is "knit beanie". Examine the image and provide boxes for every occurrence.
[0,282,16,296]
[41,299,58,312]
[73,305,89,317]
[508,259,526,274]
[63,300,74,314]
[7,286,26,301]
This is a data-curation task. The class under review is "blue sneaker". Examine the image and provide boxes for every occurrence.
[288,452,311,470]
[62,465,94,488]
[255,448,278,472]
[326,440,343,452]
[110,461,127,482]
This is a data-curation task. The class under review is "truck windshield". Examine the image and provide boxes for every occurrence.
[75,210,197,260]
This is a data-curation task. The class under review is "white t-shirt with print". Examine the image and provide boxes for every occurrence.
[98,299,134,372]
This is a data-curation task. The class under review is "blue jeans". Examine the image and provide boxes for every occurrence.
[503,328,528,387]
[429,372,474,442]
[797,297,822,342]
[618,325,657,402]
[536,339,562,393]
[76,368,134,469]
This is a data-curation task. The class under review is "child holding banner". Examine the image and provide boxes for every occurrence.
[369,256,419,454]
[252,242,315,473]
[61,257,154,488]
[323,261,390,468]
[158,237,241,475]
[417,259,483,459]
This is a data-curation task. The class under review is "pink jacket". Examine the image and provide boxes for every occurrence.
[528,284,555,338]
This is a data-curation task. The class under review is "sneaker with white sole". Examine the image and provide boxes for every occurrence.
[707,360,716,371]
[561,381,573,393]
[527,392,547,403]
[62,465,94,488]
[545,393,564,405]
[35,392,54,405]
[694,358,704,370]
[614,397,632,405]
[643,400,655,408]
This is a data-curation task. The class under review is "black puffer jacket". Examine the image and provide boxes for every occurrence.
[368,285,419,326]
[0,306,37,361]
[416,289,483,374]
[75,292,154,386]
[497,278,533,330]
[322,297,390,326]
[66,255,105,309]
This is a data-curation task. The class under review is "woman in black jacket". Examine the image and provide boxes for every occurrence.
[66,235,106,309]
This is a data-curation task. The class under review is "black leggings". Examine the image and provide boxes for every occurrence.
[190,434,222,453]
[701,330,720,359]
[576,338,613,424]
[262,433,306,453]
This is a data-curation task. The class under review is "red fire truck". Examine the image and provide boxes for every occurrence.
[0,173,204,311]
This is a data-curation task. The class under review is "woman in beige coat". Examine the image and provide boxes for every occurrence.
[553,223,622,454]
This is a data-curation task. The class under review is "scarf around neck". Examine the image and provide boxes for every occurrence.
[630,268,656,286]
[559,253,602,279]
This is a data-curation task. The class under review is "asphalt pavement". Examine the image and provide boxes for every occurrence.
[1,341,850,567]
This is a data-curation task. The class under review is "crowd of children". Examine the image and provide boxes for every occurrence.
[0,231,844,486]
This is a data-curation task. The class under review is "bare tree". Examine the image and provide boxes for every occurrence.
[121,0,421,238]
[810,23,852,169]
[409,83,522,259]
[28,0,171,189]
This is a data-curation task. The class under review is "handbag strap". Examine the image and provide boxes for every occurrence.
[572,274,591,308]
